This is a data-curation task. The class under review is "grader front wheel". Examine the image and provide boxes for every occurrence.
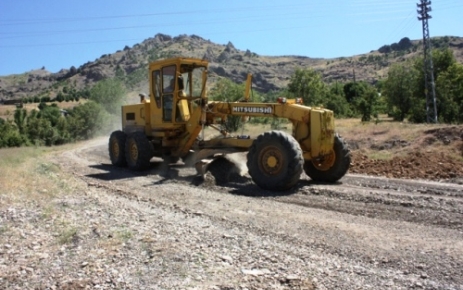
[125,132,153,171]
[247,131,304,191]
[304,134,351,183]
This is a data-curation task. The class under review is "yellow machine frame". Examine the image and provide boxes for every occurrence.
[111,57,350,191]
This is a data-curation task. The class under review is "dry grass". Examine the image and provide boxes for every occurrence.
[335,117,463,162]
[0,143,79,205]
[335,118,424,143]
[0,147,49,197]
[0,142,94,255]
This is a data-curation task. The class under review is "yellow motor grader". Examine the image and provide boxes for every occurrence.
[109,57,350,191]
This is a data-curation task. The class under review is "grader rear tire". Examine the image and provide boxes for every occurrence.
[304,134,350,183]
[247,131,304,191]
[125,132,153,171]
[109,130,127,167]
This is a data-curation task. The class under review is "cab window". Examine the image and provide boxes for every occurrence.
[162,65,176,122]
[152,70,161,108]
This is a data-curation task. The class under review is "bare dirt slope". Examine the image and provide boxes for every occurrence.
[2,135,463,290]
[347,125,463,182]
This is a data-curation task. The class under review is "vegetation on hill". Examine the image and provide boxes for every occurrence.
[0,34,462,148]
[1,34,462,101]
[0,79,124,147]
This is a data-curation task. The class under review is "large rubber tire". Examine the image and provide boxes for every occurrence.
[109,130,127,167]
[125,132,153,171]
[304,134,351,183]
[247,131,304,191]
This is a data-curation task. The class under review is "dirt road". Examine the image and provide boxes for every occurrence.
[2,137,463,289]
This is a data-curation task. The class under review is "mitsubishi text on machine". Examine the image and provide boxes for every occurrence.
[232,106,273,114]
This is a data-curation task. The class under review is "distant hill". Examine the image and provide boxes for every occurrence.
[1,33,462,102]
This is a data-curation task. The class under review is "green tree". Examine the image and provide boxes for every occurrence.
[354,87,379,122]
[22,104,69,146]
[435,62,463,123]
[325,92,353,118]
[56,91,65,102]
[411,48,458,123]
[38,104,62,127]
[342,81,381,120]
[0,119,25,147]
[54,117,71,144]
[67,101,111,140]
[13,108,28,134]
[79,89,91,99]
[90,78,126,115]
[384,63,416,121]
[343,82,368,104]
[287,68,326,106]
[209,78,246,132]
[115,65,125,80]
[40,96,51,103]
[431,47,455,75]
[26,116,55,146]
[38,102,47,110]
[325,83,352,117]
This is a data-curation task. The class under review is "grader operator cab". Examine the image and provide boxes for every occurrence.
[109,57,350,191]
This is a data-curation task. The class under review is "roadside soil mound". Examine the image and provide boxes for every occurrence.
[349,125,463,182]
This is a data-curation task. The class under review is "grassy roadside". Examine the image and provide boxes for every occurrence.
[0,144,88,250]
[0,146,66,202]
[0,142,150,289]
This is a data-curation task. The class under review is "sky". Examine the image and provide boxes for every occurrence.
[0,0,461,76]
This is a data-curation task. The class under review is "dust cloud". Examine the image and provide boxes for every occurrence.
[224,153,248,176]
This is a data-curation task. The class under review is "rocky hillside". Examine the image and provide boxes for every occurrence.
[1,33,462,102]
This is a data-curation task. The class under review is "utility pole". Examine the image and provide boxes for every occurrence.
[417,0,438,123]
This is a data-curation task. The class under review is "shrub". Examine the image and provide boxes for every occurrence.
[89,78,126,115]
[67,101,111,140]
[0,120,26,148]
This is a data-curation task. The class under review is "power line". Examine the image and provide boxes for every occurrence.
[0,22,350,49]
[0,38,143,48]
[5,0,430,27]
[384,11,418,45]
[0,3,327,25]
[0,1,458,55]
[0,5,418,42]
[0,10,327,38]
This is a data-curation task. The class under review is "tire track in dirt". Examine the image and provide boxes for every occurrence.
[213,177,463,231]
[71,139,463,231]
[50,139,463,288]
